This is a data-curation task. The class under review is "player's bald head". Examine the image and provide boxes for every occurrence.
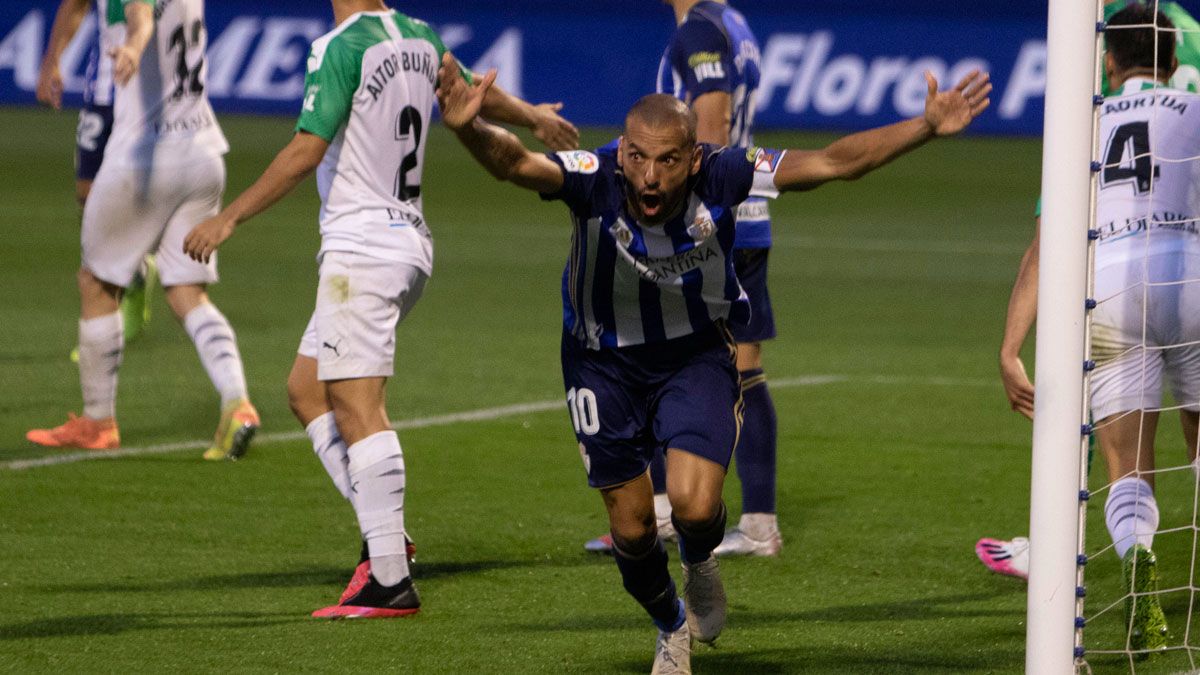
[625,94,697,148]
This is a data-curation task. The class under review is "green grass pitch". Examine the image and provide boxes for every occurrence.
[1,106,1197,672]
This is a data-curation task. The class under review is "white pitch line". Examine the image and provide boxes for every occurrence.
[1,400,566,472]
[1,374,993,472]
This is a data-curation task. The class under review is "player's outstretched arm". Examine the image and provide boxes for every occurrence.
[437,53,564,194]
[772,71,991,192]
[479,80,580,151]
[36,0,93,110]
[110,1,153,86]
[183,132,329,263]
[1000,220,1040,419]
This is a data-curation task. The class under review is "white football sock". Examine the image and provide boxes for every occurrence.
[78,313,123,420]
[348,430,410,586]
[183,303,249,406]
[306,411,352,501]
[738,512,780,539]
[1105,477,1159,559]
[654,492,672,529]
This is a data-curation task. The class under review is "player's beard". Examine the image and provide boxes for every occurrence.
[628,186,684,225]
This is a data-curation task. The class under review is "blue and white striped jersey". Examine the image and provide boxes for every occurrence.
[656,1,770,249]
[542,143,784,350]
[83,1,117,107]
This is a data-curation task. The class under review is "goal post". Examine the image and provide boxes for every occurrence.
[1026,0,1100,672]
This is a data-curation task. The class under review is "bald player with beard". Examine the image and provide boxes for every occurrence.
[437,52,989,673]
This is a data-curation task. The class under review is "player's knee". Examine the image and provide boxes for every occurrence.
[76,267,96,291]
[77,267,119,300]
[286,374,322,425]
[669,488,722,525]
[606,496,657,553]
[611,521,658,558]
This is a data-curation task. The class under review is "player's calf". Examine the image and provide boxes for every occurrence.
[286,355,328,426]
[314,430,417,619]
[612,531,686,634]
[327,378,390,447]
[77,267,122,316]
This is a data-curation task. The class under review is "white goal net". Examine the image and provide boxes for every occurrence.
[1037,1,1200,672]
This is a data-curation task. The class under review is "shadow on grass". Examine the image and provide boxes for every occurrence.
[601,644,1023,674]
[36,558,583,595]
[741,590,1022,623]
[506,590,1019,634]
[0,611,301,640]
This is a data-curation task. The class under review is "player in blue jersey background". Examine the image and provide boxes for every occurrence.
[665,0,779,557]
[437,52,989,672]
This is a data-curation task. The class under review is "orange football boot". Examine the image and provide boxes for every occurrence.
[26,413,119,450]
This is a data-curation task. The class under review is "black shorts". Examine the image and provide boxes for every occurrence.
[560,325,743,489]
[729,247,776,344]
[75,104,113,182]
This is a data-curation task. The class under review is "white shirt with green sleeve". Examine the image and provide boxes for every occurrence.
[298,10,470,275]
[103,0,229,168]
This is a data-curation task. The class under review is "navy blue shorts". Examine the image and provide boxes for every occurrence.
[75,104,113,182]
[729,247,776,344]
[561,324,743,489]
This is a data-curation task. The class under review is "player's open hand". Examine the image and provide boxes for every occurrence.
[923,70,991,137]
[531,102,580,151]
[183,215,236,264]
[999,352,1035,419]
[436,52,496,132]
[36,62,64,110]
[109,45,140,86]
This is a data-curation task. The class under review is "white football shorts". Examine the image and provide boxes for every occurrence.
[81,154,224,288]
[298,251,428,381]
[1089,252,1200,420]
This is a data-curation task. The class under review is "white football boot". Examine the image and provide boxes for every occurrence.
[713,513,782,557]
[651,620,692,674]
[681,555,727,644]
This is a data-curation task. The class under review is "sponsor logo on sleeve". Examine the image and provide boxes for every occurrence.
[689,52,726,82]
[557,150,600,174]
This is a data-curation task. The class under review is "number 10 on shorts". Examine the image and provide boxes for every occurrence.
[566,387,600,436]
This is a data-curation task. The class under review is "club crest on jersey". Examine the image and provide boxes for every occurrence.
[687,213,716,243]
[557,150,599,174]
[609,218,635,248]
